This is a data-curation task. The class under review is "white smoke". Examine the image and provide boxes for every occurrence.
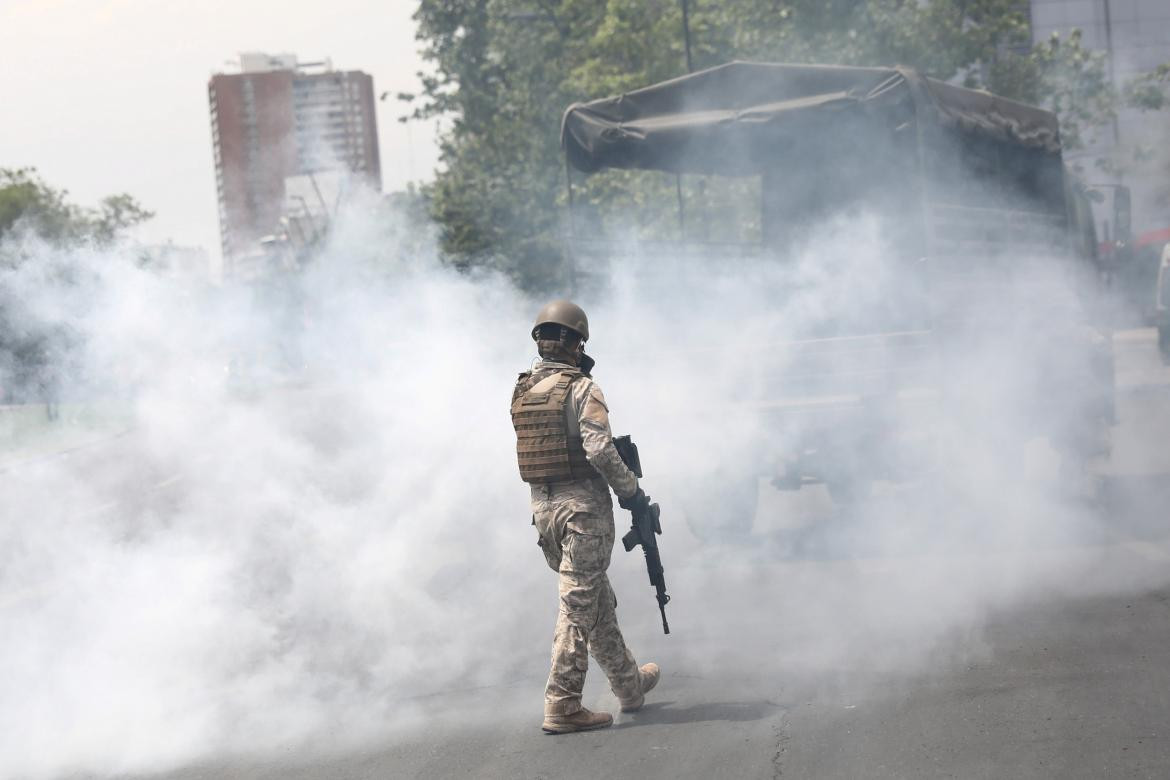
[2,192,1169,778]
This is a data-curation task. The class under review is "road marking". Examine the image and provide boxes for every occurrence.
[0,429,135,474]
[71,500,123,520]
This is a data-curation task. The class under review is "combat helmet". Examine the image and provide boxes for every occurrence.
[532,300,589,342]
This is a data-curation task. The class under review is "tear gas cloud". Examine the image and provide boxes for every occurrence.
[1,187,1167,778]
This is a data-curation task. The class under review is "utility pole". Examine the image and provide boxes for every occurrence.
[1102,0,1122,150]
[680,0,694,74]
[676,0,695,238]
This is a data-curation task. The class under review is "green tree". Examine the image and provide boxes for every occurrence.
[1126,63,1170,112]
[410,0,1164,288]
[0,167,153,249]
[0,168,153,402]
[1122,63,1170,204]
[986,29,1117,152]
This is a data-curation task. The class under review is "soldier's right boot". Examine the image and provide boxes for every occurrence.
[541,707,614,735]
[618,662,661,713]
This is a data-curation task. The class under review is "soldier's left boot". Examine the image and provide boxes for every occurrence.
[542,707,614,734]
[618,662,660,712]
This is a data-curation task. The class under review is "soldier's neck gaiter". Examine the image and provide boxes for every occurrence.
[537,340,579,366]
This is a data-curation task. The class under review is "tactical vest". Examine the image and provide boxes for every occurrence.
[511,369,599,484]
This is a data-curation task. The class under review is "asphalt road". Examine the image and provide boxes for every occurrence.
[142,578,1170,780]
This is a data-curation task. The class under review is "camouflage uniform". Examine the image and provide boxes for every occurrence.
[527,359,642,716]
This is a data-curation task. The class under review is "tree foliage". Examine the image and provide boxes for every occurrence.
[1125,63,1170,112]
[0,167,153,250]
[409,0,1165,288]
[0,168,153,402]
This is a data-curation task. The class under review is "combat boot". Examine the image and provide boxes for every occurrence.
[541,707,614,734]
[618,662,661,712]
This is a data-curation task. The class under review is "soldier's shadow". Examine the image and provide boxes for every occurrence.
[614,699,778,728]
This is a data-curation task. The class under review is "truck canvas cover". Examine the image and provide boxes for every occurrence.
[561,61,1061,176]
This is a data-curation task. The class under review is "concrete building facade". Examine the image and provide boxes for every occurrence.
[208,53,381,274]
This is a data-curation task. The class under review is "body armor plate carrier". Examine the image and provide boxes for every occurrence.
[511,369,599,484]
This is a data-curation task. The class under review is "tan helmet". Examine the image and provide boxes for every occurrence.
[532,300,589,342]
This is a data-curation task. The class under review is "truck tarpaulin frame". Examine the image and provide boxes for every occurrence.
[561,61,1061,176]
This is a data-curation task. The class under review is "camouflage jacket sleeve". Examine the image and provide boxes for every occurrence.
[572,378,639,498]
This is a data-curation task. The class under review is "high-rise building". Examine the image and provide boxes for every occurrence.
[1030,1,1170,236]
[208,53,381,272]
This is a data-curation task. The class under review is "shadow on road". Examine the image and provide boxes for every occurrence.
[711,471,1170,563]
[616,698,779,728]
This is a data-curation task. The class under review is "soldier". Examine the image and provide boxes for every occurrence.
[511,300,660,734]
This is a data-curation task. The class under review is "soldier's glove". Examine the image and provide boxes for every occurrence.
[619,487,651,513]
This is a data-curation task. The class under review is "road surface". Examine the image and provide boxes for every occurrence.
[142,330,1170,778]
[6,330,1170,779]
[142,580,1170,779]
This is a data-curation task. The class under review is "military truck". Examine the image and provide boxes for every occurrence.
[560,62,1128,533]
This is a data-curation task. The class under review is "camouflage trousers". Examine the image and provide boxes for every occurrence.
[532,479,641,716]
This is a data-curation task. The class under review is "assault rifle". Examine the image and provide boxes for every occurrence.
[613,435,671,635]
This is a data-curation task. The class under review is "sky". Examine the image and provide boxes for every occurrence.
[0,0,442,260]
